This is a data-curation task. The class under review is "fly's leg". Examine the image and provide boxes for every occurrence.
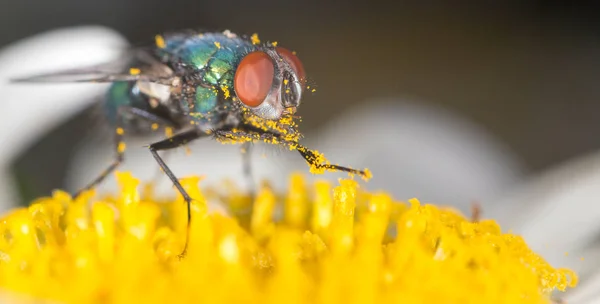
[148,126,178,188]
[241,142,256,194]
[470,202,482,222]
[73,124,125,198]
[74,106,175,197]
[148,129,209,259]
[213,128,371,180]
[294,143,369,177]
[149,151,171,186]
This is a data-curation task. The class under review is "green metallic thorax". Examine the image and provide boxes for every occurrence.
[159,32,257,123]
[104,32,258,131]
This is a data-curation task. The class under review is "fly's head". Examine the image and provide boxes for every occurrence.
[233,45,306,122]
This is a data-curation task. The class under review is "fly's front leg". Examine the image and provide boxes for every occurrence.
[294,143,371,179]
[213,128,371,180]
[74,106,176,198]
[148,129,209,258]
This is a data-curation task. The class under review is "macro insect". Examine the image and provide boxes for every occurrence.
[12,29,371,257]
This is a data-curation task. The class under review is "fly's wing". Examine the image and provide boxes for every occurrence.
[10,45,182,136]
[10,47,175,85]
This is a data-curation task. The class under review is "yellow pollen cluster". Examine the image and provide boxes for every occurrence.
[220,85,231,99]
[214,128,257,145]
[240,112,301,143]
[117,142,126,154]
[0,172,577,304]
[164,127,174,138]
[250,33,260,45]
[155,35,166,49]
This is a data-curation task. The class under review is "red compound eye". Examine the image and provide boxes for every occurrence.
[276,47,306,83]
[234,51,275,107]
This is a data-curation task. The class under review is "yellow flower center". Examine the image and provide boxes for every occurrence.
[0,172,577,303]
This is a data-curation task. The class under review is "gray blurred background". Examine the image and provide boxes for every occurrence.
[2,0,600,205]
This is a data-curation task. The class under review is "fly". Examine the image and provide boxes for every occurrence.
[11,29,372,258]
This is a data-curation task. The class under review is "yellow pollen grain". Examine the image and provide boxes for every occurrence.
[292,51,297,55]
[283,79,289,85]
[116,127,125,135]
[251,33,260,45]
[221,85,231,99]
[129,68,141,75]
[155,35,166,49]
[117,142,126,153]
[272,41,278,47]
[214,41,221,49]
[151,123,159,131]
[165,127,174,138]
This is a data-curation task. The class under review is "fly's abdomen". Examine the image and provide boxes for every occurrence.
[104,82,154,131]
